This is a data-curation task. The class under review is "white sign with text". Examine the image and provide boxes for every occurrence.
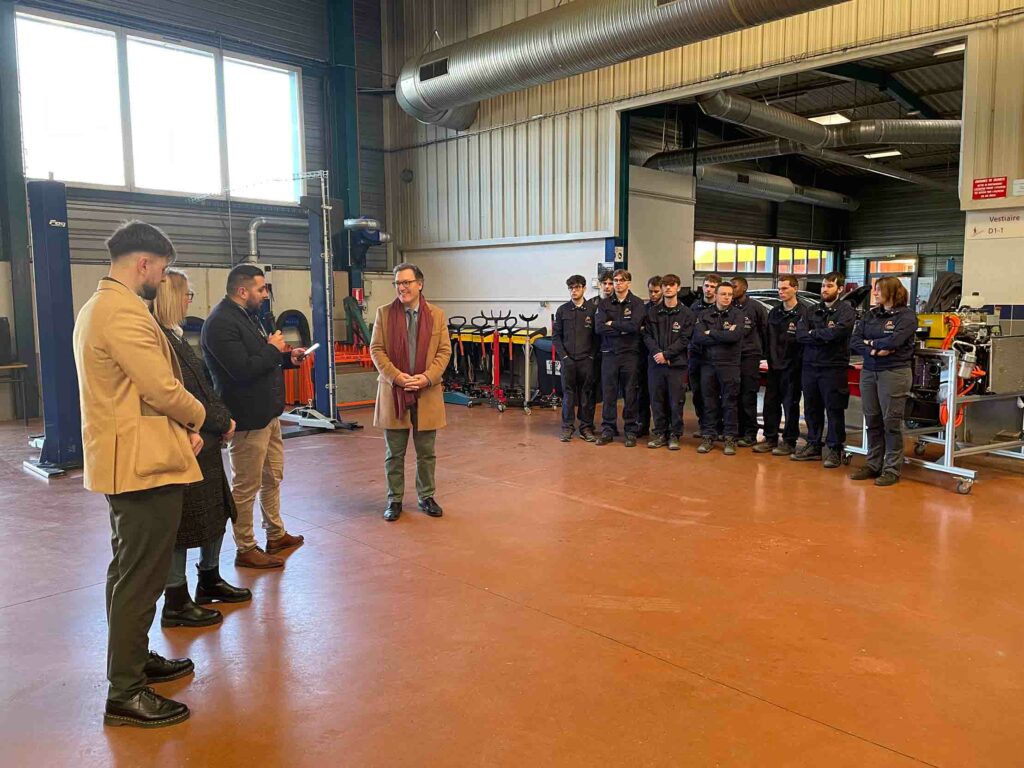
[966,208,1024,240]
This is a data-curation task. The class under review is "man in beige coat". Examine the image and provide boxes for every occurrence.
[370,263,451,521]
[74,221,206,729]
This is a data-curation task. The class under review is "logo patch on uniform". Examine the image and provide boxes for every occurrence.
[884,320,895,332]
[584,316,592,327]
[672,321,681,331]
[623,308,632,317]
[827,320,836,328]
[744,317,752,329]
[787,322,796,333]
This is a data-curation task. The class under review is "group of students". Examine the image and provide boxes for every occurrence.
[552,268,919,486]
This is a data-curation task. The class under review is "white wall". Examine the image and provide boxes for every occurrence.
[628,167,695,288]
[963,206,1024,332]
[399,238,607,333]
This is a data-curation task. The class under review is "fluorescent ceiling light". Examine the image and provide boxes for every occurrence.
[808,113,851,125]
[864,150,903,159]
[933,43,966,57]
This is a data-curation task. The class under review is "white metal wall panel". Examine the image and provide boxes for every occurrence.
[384,0,1024,248]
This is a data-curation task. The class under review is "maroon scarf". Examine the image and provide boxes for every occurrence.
[387,296,434,420]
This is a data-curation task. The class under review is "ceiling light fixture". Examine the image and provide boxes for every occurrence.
[808,113,851,125]
[864,150,903,159]
[933,43,966,57]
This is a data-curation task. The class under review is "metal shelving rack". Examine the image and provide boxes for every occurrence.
[845,348,1024,494]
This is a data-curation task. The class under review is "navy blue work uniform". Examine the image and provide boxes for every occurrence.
[552,299,597,434]
[763,302,807,446]
[595,292,646,438]
[691,304,744,439]
[635,301,656,436]
[732,295,769,441]
[850,305,919,476]
[642,300,695,439]
[587,295,605,415]
[796,299,857,450]
[687,294,717,429]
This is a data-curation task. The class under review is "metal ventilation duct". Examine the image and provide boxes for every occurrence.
[396,0,847,130]
[696,165,859,210]
[641,137,951,189]
[697,91,962,148]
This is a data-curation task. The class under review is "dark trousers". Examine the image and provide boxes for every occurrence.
[802,365,850,449]
[700,363,740,438]
[590,350,603,405]
[738,355,762,440]
[105,484,183,704]
[601,351,640,437]
[861,367,912,475]
[636,357,651,435]
[561,357,595,431]
[688,356,704,426]
[762,366,802,445]
[649,363,687,438]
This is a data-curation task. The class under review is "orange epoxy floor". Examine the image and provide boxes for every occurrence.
[1,406,1023,767]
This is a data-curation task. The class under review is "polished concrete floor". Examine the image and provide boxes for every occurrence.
[1,406,1023,767]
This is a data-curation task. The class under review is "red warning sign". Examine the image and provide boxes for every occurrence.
[973,176,1008,200]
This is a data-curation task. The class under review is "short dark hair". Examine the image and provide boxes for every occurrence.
[661,273,680,287]
[731,276,748,290]
[393,262,424,281]
[106,220,176,262]
[226,263,264,295]
[716,282,734,293]
[823,272,845,285]
[703,273,723,285]
[779,275,799,289]
[599,271,614,283]
[566,274,586,289]
[647,275,663,288]
[613,269,631,281]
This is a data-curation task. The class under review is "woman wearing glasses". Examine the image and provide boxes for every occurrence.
[151,269,251,627]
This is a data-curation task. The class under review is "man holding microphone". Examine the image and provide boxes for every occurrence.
[202,264,307,569]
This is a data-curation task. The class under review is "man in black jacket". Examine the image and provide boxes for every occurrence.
[643,274,694,451]
[688,274,722,438]
[754,275,806,456]
[730,276,769,447]
[794,272,856,469]
[202,264,307,569]
[587,271,614,411]
[635,275,662,438]
[691,282,744,455]
[594,269,646,447]
[553,275,597,442]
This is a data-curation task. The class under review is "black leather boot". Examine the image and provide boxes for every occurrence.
[195,565,252,605]
[161,583,222,628]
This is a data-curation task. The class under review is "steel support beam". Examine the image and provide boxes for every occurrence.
[0,2,40,418]
[816,63,940,120]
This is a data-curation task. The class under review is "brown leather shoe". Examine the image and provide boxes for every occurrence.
[266,532,305,555]
[234,546,284,569]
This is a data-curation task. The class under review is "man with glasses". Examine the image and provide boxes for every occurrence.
[553,275,598,442]
[370,264,452,521]
[594,269,646,447]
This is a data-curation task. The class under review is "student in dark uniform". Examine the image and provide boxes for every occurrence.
[594,269,646,447]
[688,274,722,438]
[588,272,614,418]
[642,274,694,451]
[729,276,768,447]
[635,275,662,438]
[794,272,856,469]
[753,275,806,456]
[849,277,918,486]
[553,275,598,442]
[691,282,744,455]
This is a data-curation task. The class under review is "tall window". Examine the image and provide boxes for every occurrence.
[694,240,775,275]
[15,15,124,185]
[15,11,304,203]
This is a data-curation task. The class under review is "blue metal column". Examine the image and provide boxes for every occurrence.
[0,2,40,418]
[25,181,82,472]
[308,210,334,418]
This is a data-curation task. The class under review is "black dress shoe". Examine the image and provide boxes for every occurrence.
[383,502,402,521]
[143,651,195,684]
[161,584,222,628]
[104,687,190,728]
[195,565,252,605]
[418,497,443,517]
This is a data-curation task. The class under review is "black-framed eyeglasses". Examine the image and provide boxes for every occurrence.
[186,291,195,301]
[393,280,418,288]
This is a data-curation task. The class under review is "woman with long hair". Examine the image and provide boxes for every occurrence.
[849,276,919,487]
[152,269,251,626]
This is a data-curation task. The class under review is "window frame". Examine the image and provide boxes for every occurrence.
[694,233,842,284]
[15,8,305,206]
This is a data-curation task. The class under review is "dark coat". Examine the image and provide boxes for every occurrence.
[851,305,919,371]
[201,298,296,431]
[594,292,646,355]
[643,301,695,368]
[163,328,236,549]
